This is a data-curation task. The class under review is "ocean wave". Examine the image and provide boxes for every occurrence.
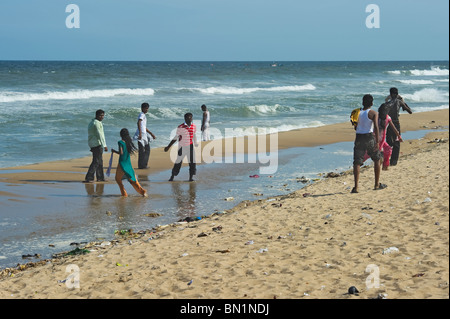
[219,121,326,138]
[397,80,434,85]
[191,84,316,95]
[402,88,449,103]
[209,104,298,118]
[387,67,449,76]
[108,106,188,120]
[410,67,449,76]
[245,104,297,114]
[0,88,155,103]
[413,104,449,113]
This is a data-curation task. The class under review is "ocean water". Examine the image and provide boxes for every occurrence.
[0,61,448,168]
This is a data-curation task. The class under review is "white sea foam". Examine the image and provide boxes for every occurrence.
[0,88,155,103]
[194,84,316,95]
[387,67,449,76]
[397,80,434,85]
[410,67,449,76]
[402,88,449,103]
[246,104,296,114]
[413,104,449,113]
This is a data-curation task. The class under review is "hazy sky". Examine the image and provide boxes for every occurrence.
[0,0,448,61]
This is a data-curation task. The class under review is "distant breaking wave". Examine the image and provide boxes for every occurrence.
[387,67,449,76]
[402,88,449,103]
[0,88,155,103]
[397,80,434,85]
[190,84,316,95]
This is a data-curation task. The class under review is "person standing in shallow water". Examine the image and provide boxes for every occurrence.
[134,102,156,169]
[84,109,108,183]
[165,113,198,182]
[352,94,385,193]
[201,104,210,141]
[112,128,148,197]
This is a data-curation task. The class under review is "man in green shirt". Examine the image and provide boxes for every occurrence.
[84,109,108,183]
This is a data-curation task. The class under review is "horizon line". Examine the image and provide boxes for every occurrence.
[0,59,449,63]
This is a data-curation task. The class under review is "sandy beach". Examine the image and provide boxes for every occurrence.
[0,109,448,300]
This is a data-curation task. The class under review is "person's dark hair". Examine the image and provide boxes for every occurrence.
[390,87,398,95]
[120,128,138,155]
[141,102,149,110]
[184,112,193,120]
[96,109,105,117]
[362,94,373,108]
[378,103,389,130]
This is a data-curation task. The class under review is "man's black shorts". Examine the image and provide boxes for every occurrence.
[353,133,382,165]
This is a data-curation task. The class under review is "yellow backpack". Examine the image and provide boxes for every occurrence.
[350,108,361,130]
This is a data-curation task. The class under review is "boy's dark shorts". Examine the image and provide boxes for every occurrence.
[353,133,382,165]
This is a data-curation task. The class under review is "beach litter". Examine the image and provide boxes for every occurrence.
[115,262,128,267]
[143,212,163,217]
[64,247,90,256]
[115,229,132,236]
[257,248,268,253]
[179,216,200,222]
[187,279,193,286]
[249,175,260,178]
[21,254,41,259]
[347,286,359,295]
[297,176,310,183]
[382,247,400,255]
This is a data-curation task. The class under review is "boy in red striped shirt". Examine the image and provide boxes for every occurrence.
[164,113,198,182]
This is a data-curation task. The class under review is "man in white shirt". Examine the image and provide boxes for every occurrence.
[352,94,385,193]
[134,103,156,169]
[201,104,210,141]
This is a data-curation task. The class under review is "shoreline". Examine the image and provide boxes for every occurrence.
[0,109,448,299]
[0,109,448,186]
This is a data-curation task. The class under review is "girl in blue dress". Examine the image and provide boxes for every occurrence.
[112,128,148,197]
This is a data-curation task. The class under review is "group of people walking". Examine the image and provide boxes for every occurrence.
[82,87,411,197]
[83,103,211,197]
[352,87,412,193]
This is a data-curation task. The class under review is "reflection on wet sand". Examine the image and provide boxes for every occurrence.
[171,181,197,219]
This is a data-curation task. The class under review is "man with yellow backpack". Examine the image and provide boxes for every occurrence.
[351,94,385,193]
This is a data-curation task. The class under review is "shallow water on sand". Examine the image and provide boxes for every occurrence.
[0,129,441,269]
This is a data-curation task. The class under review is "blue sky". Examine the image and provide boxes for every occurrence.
[0,0,448,61]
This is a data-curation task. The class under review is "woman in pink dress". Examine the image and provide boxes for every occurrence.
[364,103,402,170]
